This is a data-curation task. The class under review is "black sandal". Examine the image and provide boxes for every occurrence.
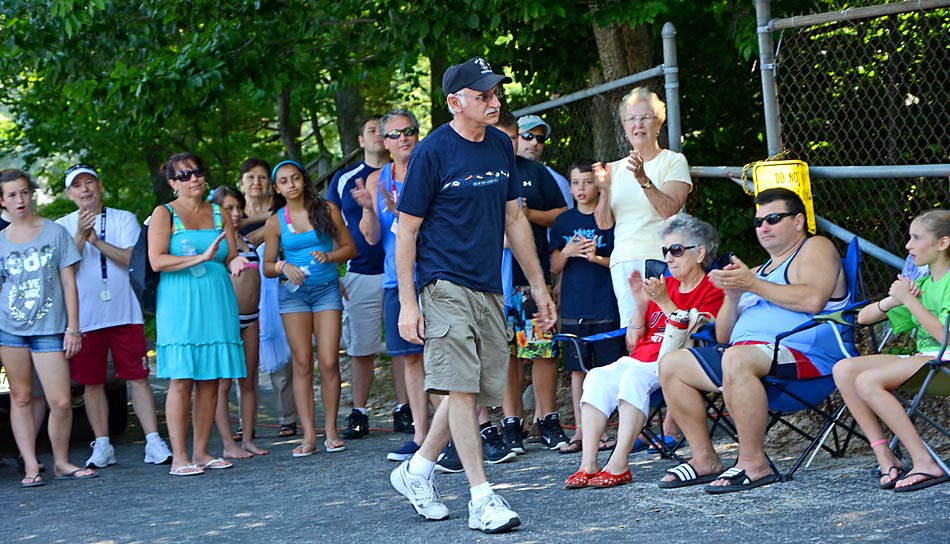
[278,422,298,438]
[232,427,256,441]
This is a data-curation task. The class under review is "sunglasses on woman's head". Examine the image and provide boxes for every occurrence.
[384,126,419,139]
[519,132,547,144]
[753,212,797,229]
[173,168,204,182]
[662,244,696,258]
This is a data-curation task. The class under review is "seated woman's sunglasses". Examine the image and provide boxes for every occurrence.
[662,244,696,258]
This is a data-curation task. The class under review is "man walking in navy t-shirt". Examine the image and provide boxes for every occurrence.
[388,57,556,534]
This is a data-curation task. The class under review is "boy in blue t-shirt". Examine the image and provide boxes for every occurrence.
[549,159,625,451]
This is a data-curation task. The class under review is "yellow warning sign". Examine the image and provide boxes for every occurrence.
[751,160,815,234]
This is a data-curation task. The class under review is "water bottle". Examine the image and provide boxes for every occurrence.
[180,239,206,277]
[286,259,314,292]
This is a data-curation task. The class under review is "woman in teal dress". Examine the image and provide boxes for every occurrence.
[147,152,249,477]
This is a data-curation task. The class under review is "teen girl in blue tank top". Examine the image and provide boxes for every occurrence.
[262,160,356,457]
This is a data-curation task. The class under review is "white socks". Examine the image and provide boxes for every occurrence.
[470,482,493,503]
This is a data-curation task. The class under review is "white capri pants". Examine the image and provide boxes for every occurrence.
[609,259,647,326]
[580,357,658,419]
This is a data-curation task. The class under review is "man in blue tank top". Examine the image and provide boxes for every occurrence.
[388,57,556,534]
[657,188,849,494]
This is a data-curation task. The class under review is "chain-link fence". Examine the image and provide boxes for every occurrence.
[518,2,949,297]
[774,2,950,295]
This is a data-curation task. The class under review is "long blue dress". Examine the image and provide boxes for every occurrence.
[155,204,246,380]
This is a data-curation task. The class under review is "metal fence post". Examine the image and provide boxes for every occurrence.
[756,0,782,156]
[662,22,682,153]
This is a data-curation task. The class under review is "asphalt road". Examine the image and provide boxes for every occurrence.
[3,367,950,544]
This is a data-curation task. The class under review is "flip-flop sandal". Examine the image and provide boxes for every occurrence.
[598,438,617,452]
[658,462,720,489]
[893,472,950,493]
[292,444,316,458]
[278,422,298,438]
[878,465,905,490]
[632,437,650,453]
[704,467,779,495]
[201,458,233,470]
[169,464,205,477]
[589,469,633,488]
[325,439,346,453]
[565,470,598,489]
[648,436,678,454]
[559,440,583,455]
[53,468,98,481]
[21,474,45,488]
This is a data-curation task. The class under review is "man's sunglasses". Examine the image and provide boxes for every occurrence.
[662,244,696,258]
[384,126,419,139]
[753,212,797,228]
[519,132,547,144]
[173,168,204,182]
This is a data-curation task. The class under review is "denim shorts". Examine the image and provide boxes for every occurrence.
[278,278,343,314]
[0,330,65,353]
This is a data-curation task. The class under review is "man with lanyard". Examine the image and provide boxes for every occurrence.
[390,57,556,533]
[57,164,172,468]
[327,116,412,439]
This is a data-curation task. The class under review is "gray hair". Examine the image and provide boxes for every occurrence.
[661,213,720,268]
[446,93,466,118]
[379,109,419,133]
[618,87,667,127]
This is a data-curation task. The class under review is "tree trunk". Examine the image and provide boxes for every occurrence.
[146,145,174,204]
[278,85,302,164]
[591,19,654,159]
[334,84,364,157]
[428,53,450,129]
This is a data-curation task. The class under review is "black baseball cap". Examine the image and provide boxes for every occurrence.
[441,57,512,96]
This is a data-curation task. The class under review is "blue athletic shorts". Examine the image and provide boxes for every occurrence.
[384,287,423,357]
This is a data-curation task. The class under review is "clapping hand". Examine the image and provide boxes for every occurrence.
[888,274,921,306]
[350,178,374,210]
[592,162,611,190]
[709,255,754,297]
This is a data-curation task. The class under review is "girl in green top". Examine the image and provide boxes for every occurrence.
[834,209,950,492]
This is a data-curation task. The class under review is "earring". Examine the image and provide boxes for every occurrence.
[173,188,179,197]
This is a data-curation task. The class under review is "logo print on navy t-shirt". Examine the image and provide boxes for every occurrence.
[562,228,606,248]
[440,170,509,192]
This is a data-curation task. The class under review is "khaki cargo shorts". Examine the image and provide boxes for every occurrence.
[420,280,508,407]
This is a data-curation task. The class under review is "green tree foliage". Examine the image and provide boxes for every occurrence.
[0,0,838,241]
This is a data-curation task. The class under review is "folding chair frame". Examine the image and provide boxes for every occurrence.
[889,315,950,476]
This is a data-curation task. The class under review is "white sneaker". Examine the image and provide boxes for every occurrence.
[389,460,449,521]
[85,441,117,468]
[144,440,173,465]
[468,493,521,534]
